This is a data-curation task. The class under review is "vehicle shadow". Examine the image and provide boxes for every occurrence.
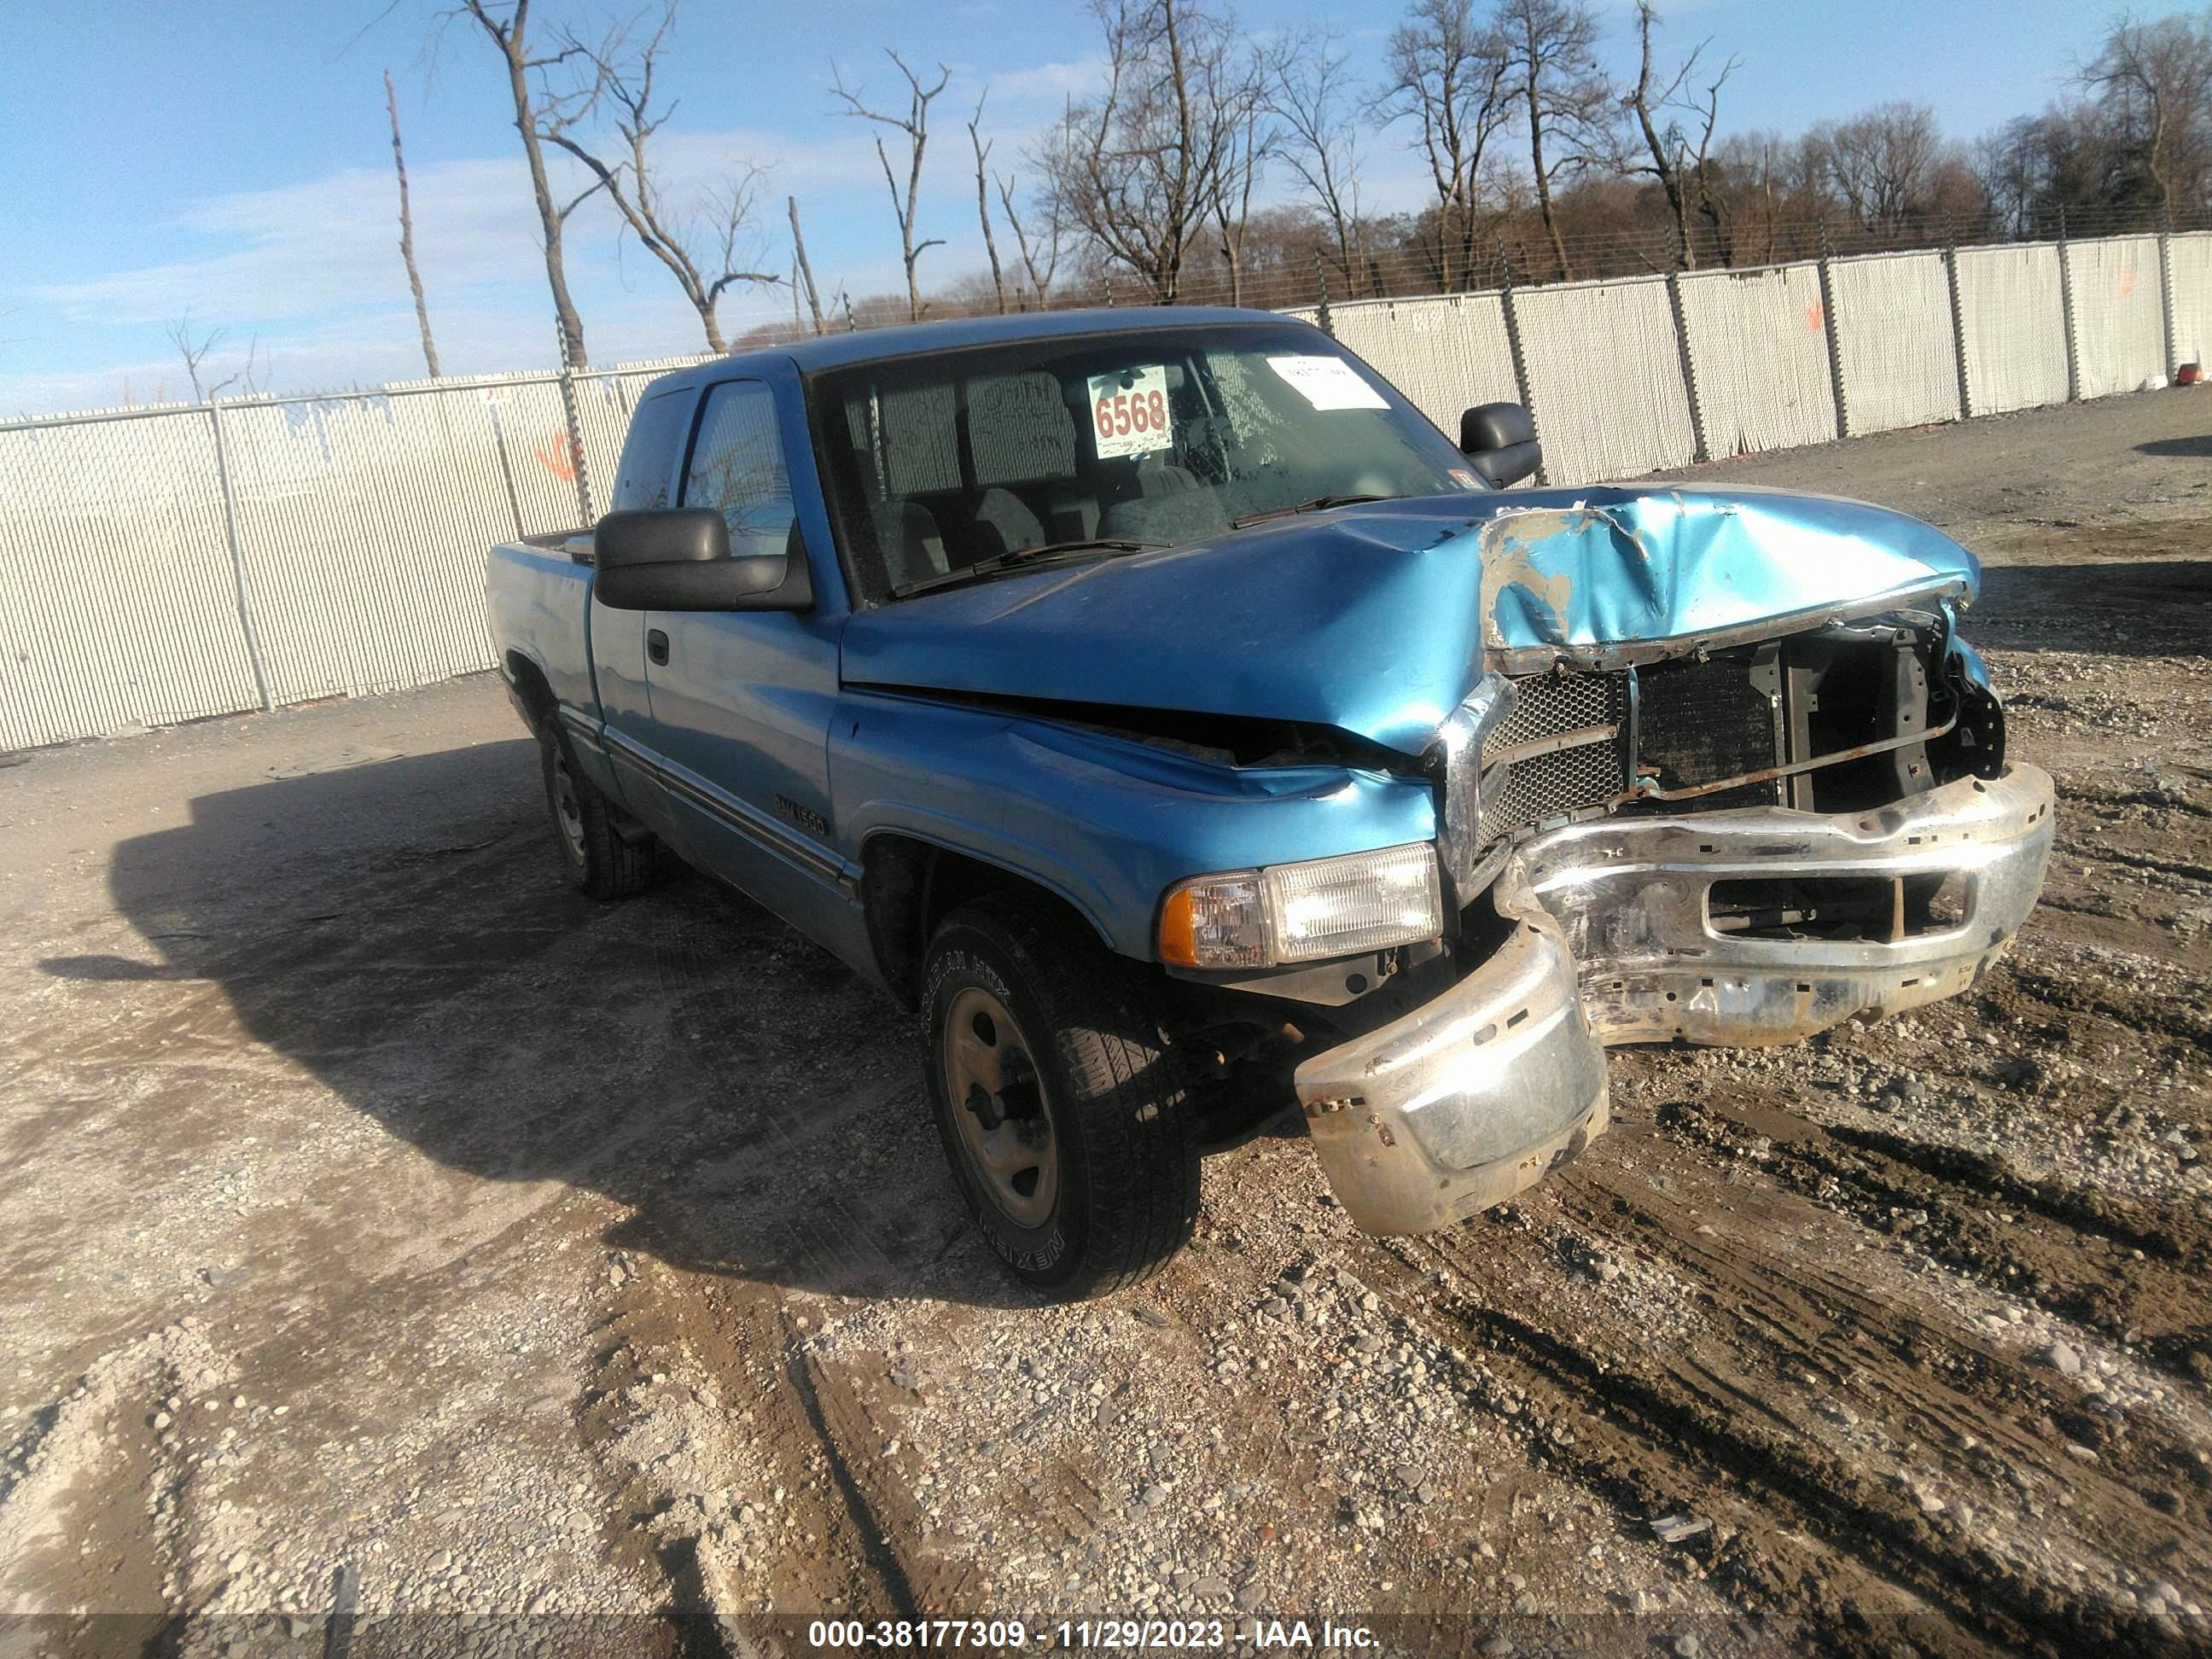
[43,741,1075,1312]
[2134,435,2212,458]
[1970,556,2211,657]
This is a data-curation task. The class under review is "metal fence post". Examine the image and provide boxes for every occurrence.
[1497,245,1544,486]
[1942,218,1973,419]
[1313,250,1334,339]
[1663,234,1709,463]
[206,401,275,713]
[553,340,596,528]
[2057,207,2081,403]
[1816,224,1851,440]
[2158,208,2179,378]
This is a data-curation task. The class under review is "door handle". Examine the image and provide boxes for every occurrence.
[646,628,669,666]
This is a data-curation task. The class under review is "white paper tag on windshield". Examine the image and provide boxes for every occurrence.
[1086,365,1172,458]
[1267,354,1388,410]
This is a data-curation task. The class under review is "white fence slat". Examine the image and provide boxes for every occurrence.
[2163,231,2211,373]
[1955,245,2069,414]
[0,411,261,750]
[1675,261,1836,457]
[1513,274,1697,484]
[1831,251,1960,434]
[2068,234,2166,397]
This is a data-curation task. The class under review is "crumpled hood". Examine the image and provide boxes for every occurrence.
[839,486,1981,756]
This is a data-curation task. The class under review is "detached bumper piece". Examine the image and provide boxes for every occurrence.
[1295,912,1610,1237]
[1293,763,2054,1236]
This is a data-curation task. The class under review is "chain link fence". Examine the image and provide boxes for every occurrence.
[2,227,2205,753]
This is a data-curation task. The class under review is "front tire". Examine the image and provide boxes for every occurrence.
[922,898,1199,1297]
[538,725,656,899]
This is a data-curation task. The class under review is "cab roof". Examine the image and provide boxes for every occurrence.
[645,306,1318,391]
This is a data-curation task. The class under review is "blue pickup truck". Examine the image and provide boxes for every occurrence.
[486,307,2053,1296]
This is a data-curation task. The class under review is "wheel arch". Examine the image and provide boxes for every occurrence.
[505,649,559,735]
[860,832,1126,1010]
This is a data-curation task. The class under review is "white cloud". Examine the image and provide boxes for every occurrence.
[979,54,1110,108]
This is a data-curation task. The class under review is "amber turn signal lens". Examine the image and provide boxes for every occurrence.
[1158,888,1201,967]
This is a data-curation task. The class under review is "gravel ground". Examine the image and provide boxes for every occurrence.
[0,389,2207,1658]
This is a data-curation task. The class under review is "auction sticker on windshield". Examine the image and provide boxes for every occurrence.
[1267,354,1388,410]
[1087,365,1171,459]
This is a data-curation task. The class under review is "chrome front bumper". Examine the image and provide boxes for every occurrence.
[1295,764,2055,1235]
[1522,763,2056,1044]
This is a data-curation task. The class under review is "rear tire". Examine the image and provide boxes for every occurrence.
[538,725,656,899]
[922,896,1198,1297]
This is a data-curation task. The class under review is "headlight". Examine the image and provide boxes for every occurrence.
[1158,843,1445,969]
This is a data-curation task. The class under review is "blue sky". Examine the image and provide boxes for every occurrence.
[3,0,2136,415]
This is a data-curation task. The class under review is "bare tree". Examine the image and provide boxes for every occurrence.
[996,172,1064,308]
[2078,9,2212,221]
[831,50,952,323]
[1267,30,1368,294]
[1813,102,1945,235]
[1977,102,2123,234]
[1376,0,1514,292]
[1209,58,1274,304]
[537,3,780,352]
[1497,0,1616,281]
[166,315,265,403]
[789,195,827,334]
[1621,3,1735,266]
[166,316,220,404]
[969,90,1010,314]
[1039,0,1260,303]
[451,0,610,367]
[385,68,441,376]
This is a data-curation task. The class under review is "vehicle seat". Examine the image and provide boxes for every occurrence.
[1100,455,1229,543]
[871,499,950,590]
[966,486,1046,561]
[1042,487,1101,543]
[956,372,1079,559]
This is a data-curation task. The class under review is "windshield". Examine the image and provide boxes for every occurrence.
[806,322,1482,604]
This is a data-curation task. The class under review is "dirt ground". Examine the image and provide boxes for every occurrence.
[1,389,2208,1659]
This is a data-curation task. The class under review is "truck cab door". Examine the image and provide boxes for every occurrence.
[642,375,854,945]
[589,385,694,845]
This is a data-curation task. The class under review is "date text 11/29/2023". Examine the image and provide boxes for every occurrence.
[803,1618,1382,1650]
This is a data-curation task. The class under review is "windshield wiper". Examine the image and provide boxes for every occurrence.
[891,538,1167,599]
[1230,493,1392,529]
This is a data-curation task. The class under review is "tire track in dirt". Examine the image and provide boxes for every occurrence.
[1666,1098,2212,1376]
[1330,1110,2208,1657]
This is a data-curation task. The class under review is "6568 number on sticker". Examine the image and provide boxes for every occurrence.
[1087,365,1170,459]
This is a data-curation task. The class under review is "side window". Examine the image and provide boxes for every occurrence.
[682,381,795,558]
[609,389,692,511]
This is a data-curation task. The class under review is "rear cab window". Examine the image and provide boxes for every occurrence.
[681,381,798,560]
[609,388,693,511]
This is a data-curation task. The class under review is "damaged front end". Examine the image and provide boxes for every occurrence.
[1293,504,2054,1237]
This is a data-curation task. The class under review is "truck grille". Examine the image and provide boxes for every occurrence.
[1478,655,1783,843]
[1479,671,1629,843]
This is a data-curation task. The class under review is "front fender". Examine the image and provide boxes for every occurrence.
[830,691,1438,958]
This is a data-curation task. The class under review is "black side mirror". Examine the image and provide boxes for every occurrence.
[592,509,814,613]
[1460,402,1542,488]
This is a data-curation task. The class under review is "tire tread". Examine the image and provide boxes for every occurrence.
[539,725,656,900]
[933,895,1198,1297]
